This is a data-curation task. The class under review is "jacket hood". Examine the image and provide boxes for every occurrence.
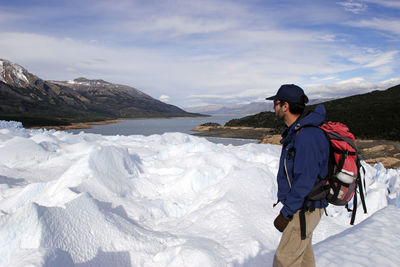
[295,104,326,130]
[281,104,326,145]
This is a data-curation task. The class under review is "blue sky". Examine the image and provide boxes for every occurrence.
[1,0,399,108]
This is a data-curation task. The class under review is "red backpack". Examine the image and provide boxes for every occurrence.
[301,121,367,239]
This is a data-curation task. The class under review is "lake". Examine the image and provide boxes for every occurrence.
[67,115,259,146]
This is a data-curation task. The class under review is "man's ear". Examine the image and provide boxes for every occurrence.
[282,101,289,111]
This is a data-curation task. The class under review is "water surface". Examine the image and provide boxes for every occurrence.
[68,115,258,146]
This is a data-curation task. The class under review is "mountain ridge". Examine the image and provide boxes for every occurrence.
[225,84,400,140]
[185,98,334,116]
[0,59,205,127]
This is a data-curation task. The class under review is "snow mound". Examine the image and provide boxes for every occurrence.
[0,120,399,266]
[9,248,74,267]
[0,120,23,130]
[315,206,400,267]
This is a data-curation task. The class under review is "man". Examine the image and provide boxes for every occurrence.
[266,84,329,267]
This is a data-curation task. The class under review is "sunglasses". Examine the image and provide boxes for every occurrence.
[273,100,281,107]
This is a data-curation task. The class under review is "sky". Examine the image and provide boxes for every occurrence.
[0,0,400,108]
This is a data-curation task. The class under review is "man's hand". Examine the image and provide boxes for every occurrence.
[274,213,291,232]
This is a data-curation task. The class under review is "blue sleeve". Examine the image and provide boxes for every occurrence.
[280,128,327,218]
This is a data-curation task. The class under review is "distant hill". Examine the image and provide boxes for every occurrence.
[0,59,205,127]
[185,102,269,115]
[225,85,400,140]
[186,98,333,115]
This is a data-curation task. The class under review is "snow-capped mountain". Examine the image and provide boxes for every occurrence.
[52,77,197,118]
[0,59,36,88]
[0,59,90,113]
[53,77,151,99]
[0,59,203,127]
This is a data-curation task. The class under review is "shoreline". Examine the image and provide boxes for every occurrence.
[27,114,211,131]
[192,125,273,140]
[28,119,124,131]
[192,125,400,169]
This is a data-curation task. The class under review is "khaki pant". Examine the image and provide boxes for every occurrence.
[273,208,323,267]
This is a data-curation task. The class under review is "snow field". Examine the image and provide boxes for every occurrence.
[0,120,399,266]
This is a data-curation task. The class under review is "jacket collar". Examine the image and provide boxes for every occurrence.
[280,117,300,146]
[280,104,326,146]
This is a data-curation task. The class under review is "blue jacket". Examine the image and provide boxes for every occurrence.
[277,104,329,219]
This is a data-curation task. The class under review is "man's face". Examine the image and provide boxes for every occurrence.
[273,100,285,120]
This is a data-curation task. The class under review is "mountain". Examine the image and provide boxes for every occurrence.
[186,98,334,116]
[185,102,269,115]
[225,85,400,140]
[0,59,204,127]
[52,78,200,119]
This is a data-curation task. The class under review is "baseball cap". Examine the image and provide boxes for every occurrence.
[266,84,308,104]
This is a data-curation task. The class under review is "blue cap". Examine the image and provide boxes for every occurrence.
[266,84,307,104]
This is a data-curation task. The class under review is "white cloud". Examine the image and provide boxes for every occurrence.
[337,0,368,14]
[319,34,338,42]
[345,49,399,69]
[124,16,237,36]
[346,18,400,35]
[159,95,170,102]
[365,51,398,67]
[0,11,23,23]
[188,77,400,104]
[65,67,77,73]
[1,30,397,107]
[0,1,399,107]
[187,88,274,105]
[320,76,338,81]
[305,78,400,99]
[364,0,400,8]
[96,0,248,40]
